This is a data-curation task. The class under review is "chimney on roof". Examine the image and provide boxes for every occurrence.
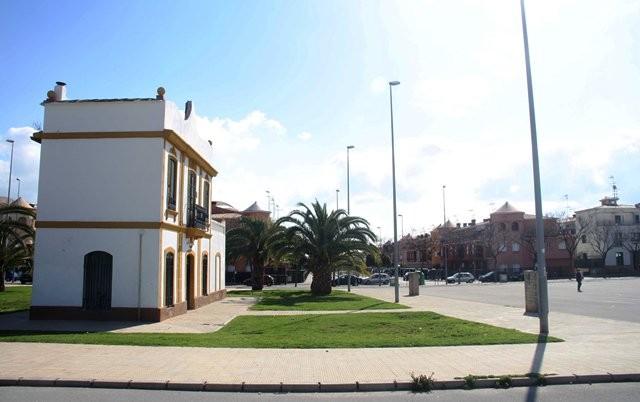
[483,218,489,222]
[54,82,67,101]
[456,223,461,228]
[471,219,476,226]
[463,223,467,228]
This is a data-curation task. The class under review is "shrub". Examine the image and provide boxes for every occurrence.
[463,374,477,390]
[411,372,435,392]
[496,375,512,388]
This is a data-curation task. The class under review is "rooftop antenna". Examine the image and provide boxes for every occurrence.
[609,176,618,199]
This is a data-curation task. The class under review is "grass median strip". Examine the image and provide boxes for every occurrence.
[0,311,561,348]
[227,289,408,311]
[0,286,31,314]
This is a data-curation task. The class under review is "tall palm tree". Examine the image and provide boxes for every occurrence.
[0,205,36,292]
[277,201,376,295]
[226,217,281,291]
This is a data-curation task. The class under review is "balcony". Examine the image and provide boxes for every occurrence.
[186,204,209,238]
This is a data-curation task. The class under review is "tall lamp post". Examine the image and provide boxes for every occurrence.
[442,185,448,285]
[6,139,15,203]
[388,80,401,303]
[520,0,549,335]
[346,145,354,213]
[16,178,20,198]
[346,145,355,292]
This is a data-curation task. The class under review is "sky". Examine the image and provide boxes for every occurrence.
[1,0,639,241]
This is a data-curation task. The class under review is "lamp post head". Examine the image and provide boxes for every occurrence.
[347,145,355,150]
[6,139,14,144]
[389,81,400,86]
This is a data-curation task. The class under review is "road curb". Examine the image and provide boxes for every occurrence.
[0,373,639,393]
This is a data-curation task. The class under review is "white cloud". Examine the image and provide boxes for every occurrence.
[298,131,312,141]
[369,77,387,94]
[1,126,40,203]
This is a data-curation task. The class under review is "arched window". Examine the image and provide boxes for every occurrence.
[202,254,208,296]
[165,252,174,307]
[511,222,519,231]
[203,181,210,213]
[166,157,177,210]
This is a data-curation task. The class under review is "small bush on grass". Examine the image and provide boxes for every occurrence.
[411,372,435,392]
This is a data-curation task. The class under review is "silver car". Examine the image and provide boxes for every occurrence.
[363,273,391,285]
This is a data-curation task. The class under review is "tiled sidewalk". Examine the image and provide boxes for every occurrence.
[1,287,639,384]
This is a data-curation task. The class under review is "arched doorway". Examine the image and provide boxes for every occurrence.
[186,254,195,309]
[83,251,113,310]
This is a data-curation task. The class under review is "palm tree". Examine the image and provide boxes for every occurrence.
[277,201,376,295]
[0,205,36,292]
[226,217,281,291]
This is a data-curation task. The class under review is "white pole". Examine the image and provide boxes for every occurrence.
[520,0,549,334]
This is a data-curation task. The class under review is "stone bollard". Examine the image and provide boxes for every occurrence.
[524,270,538,314]
[408,272,420,296]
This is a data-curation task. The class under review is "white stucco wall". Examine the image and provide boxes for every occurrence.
[44,101,165,133]
[32,228,160,308]
[37,138,164,221]
[211,220,226,291]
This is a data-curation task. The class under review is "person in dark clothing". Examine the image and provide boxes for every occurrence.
[576,270,583,292]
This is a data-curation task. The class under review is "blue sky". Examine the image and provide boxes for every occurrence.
[1,0,639,239]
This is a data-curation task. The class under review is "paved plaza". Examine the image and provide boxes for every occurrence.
[403,277,640,323]
[1,279,640,387]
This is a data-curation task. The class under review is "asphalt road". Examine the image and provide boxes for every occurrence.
[415,277,640,323]
[1,383,639,402]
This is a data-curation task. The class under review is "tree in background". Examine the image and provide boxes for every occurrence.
[278,201,376,295]
[622,231,640,271]
[226,217,282,291]
[586,220,618,270]
[0,205,36,292]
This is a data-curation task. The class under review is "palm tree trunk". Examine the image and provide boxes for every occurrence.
[310,269,332,295]
[252,265,264,291]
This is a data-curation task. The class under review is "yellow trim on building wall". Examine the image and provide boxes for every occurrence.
[33,129,218,177]
[35,221,212,238]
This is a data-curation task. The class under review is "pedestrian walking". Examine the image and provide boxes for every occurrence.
[576,270,583,292]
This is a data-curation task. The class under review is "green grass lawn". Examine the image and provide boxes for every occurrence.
[0,286,31,314]
[227,289,408,311]
[0,311,561,348]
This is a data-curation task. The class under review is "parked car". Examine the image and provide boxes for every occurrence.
[242,274,274,287]
[479,271,497,283]
[19,273,33,284]
[446,272,475,284]
[508,271,524,281]
[363,273,391,285]
[332,274,361,286]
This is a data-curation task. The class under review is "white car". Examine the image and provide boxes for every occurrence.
[363,273,391,285]
[446,272,475,284]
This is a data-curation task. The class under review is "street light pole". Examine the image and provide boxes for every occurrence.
[389,81,401,303]
[336,189,339,210]
[6,139,14,203]
[442,185,448,285]
[520,0,549,335]
[346,145,354,214]
[346,145,355,292]
[16,178,20,198]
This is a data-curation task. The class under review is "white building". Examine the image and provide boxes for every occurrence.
[575,196,640,271]
[30,83,226,321]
